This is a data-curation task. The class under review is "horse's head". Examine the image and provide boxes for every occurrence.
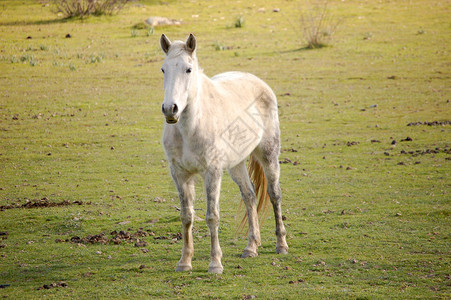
[160,34,198,124]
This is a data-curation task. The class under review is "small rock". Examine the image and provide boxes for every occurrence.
[145,16,181,27]
[273,8,280,12]
[65,34,72,38]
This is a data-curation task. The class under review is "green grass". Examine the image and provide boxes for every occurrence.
[0,0,450,298]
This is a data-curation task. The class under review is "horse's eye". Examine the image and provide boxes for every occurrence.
[161,68,165,74]
[186,68,192,74]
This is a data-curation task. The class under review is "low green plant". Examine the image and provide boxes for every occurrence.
[299,0,340,49]
[234,15,245,28]
[214,41,225,51]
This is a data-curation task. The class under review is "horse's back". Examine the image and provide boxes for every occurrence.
[211,71,277,108]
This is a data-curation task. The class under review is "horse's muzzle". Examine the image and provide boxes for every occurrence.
[162,103,179,124]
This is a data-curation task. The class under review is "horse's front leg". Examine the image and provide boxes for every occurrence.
[204,168,224,274]
[171,167,196,272]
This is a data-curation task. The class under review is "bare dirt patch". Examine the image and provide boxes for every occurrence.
[0,198,86,211]
[57,229,153,245]
[57,230,183,245]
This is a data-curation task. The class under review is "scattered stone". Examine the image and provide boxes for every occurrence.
[346,141,359,146]
[387,75,397,80]
[65,34,72,38]
[391,140,397,145]
[371,139,381,143]
[407,120,451,126]
[400,137,413,142]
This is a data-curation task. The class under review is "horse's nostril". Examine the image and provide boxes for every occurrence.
[172,104,178,114]
[161,104,165,114]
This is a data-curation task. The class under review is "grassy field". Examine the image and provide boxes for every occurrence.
[0,0,450,298]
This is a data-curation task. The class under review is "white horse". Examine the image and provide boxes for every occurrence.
[160,34,288,274]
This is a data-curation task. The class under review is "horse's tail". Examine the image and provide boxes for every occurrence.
[237,154,271,234]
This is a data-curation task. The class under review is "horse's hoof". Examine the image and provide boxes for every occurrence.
[208,266,223,274]
[176,264,192,272]
[276,247,288,255]
[241,250,258,258]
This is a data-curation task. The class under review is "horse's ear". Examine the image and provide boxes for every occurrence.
[160,34,171,55]
[185,33,196,55]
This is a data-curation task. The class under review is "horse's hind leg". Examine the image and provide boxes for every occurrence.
[229,161,260,258]
[256,146,289,254]
[171,168,196,272]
